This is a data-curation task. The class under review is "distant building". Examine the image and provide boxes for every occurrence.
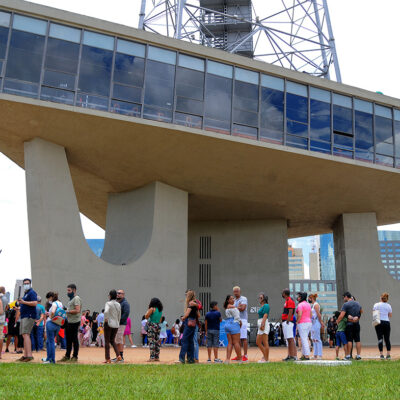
[378,231,400,281]
[13,279,23,301]
[320,233,336,280]
[309,252,321,280]
[288,246,305,280]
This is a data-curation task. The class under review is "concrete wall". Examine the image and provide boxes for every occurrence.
[188,220,289,324]
[333,213,400,345]
[25,138,188,342]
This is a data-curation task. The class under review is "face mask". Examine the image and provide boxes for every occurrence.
[49,300,53,305]
[67,292,74,299]
[23,284,31,291]
[308,300,312,304]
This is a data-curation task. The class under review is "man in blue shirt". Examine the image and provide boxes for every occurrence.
[30,296,45,352]
[205,301,222,363]
[18,278,38,362]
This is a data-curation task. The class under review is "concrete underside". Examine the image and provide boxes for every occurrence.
[2,95,400,238]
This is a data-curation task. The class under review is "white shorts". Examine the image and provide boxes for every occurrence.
[257,319,270,335]
[282,321,294,339]
[240,319,248,340]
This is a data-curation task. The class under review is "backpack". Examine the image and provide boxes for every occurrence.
[171,326,176,335]
[51,302,66,326]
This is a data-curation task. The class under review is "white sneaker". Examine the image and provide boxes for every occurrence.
[131,345,137,348]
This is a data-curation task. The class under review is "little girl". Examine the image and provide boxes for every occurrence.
[96,323,105,347]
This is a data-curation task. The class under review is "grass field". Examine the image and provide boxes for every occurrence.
[1,361,400,400]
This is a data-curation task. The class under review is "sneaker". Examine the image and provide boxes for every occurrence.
[386,355,391,360]
[69,357,78,363]
[258,359,267,363]
[380,355,385,360]
[22,357,34,362]
[206,359,212,363]
[335,357,339,360]
[242,355,249,362]
[111,357,118,363]
[282,356,292,362]
[343,356,351,361]
[116,356,124,363]
[17,356,27,362]
[299,356,310,361]
[231,356,240,361]
[42,359,51,364]
[131,345,137,348]
[58,356,70,362]
[355,355,362,361]
[5,349,9,353]
[214,359,223,363]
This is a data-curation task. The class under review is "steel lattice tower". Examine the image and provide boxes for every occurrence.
[138,0,341,82]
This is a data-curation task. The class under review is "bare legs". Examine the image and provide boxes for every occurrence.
[256,334,269,361]
[226,333,241,362]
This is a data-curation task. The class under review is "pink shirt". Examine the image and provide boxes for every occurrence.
[297,301,311,323]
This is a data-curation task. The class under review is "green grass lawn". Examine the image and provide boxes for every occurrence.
[1,361,399,399]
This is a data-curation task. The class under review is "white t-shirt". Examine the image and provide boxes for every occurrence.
[373,302,392,322]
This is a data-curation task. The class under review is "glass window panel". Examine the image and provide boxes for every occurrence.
[112,83,142,103]
[334,133,353,149]
[175,112,202,128]
[148,46,176,65]
[261,74,284,91]
[233,108,258,127]
[287,120,308,137]
[333,105,352,134]
[178,54,204,72]
[176,67,204,101]
[395,121,400,155]
[233,124,257,139]
[144,60,175,109]
[319,283,325,291]
[76,93,108,111]
[333,148,353,159]
[207,60,233,79]
[45,37,80,74]
[311,283,318,292]
[295,283,301,292]
[116,39,145,58]
[355,149,373,163]
[111,100,141,117]
[376,154,394,167]
[49,23,80,43]
[143,105,172,123]
[13,15,47,35]
[43,70,75,90]
[5,30,45,83]
[78,45,113,96]
[83,31,114,51]
[234,80,258,112]
[396,157,400,169]
[3,79,38,98]
[303,283,309,291]
[310,139,331,154]
[40,86,74,105]
[333,93,352,108]
[286,134,308,150]
[310,87,330,103]
[0,60,3,75]
[287,93,308,124]
[204,74,232,122]
[0,11,10,27]
[375,104,392,119]
[113,53,145,87]
[355,111,373,151]
[204,118,230,135]
[375,115,394,156]
[287,81,307,97]
[175,97,202,115]
[0,26,8,59]
[260,87,284,143]
[235,67,258,84]
[310,99,331,141]
[354,99,373,113]
[394,110,400,121]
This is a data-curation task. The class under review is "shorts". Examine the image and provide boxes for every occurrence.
[240,319,248,340]
[115,325,126,344]
[336,331,348,347]
[0,324,4,340]
[345,323,360,343]
[207,329,220,348]
[257,319,270,335]
[224,318,241,335]
[282,321,294,340]
[20,318,35,335]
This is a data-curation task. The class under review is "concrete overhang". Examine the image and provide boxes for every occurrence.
[1,94,400,239]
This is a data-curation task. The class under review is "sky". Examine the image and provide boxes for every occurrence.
[1,0,400,293]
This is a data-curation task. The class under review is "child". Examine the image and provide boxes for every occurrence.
[172,319,180,347]
[159,316,168,346]
[334,311,348,360]
[205,301,222,363]
[96,322,105,347]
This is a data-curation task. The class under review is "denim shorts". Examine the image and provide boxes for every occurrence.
[207,329,220,348]
[336,331,348,347]
[224,318,240,335]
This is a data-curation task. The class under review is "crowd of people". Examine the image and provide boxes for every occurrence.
[0,280,394,364]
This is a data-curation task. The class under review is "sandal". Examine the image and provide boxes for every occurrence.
[103,360,111,364]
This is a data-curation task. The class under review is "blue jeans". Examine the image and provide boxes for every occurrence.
[179,322,195,363]
[31,325,44,351]
[194,325,199,360]
[46,321,60,363]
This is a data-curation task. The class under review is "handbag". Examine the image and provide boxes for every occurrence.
[372,306,381,327]
[187,318,196,328]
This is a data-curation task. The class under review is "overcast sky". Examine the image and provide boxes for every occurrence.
[1,0,400,292]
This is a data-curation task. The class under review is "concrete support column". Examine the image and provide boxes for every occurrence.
[333,213,400,345]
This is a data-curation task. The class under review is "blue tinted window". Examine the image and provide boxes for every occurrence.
[143,105,172,123]
[116,39,145,58]
[78,45,112,96]
[144,60,175,111]
[6,30,45,83]
[207,60,233,78]
[333,148,353,159]
[13,15,46,35]
[233,124,257,139]
[114,53,145,88]
[355,110,373,157]
[3,78,38,98]
[0,11,11,28]
[333,105,352,134]
[77,93,108,111]
[310,139,331,154]
[286,135,308,150]
[260,87,283,144]
[43,70,75,90]
[287,120,308,137]
[375,116,394,156]
[45,38,79,74]
[310,99,331,141]
[233,80,258,127]
[376,154,394,167]
[111,100,141,117]
[334,133,353,150]
[40,86,74,105]
[0,26,9,59]
[148,46,176,65]
[178,54,204,72]
[395,121,400,157]
[176,67,204,115]
[287,93,307,123]
[175,112,202,128]
[49,23,81,43]
[112,83,141,104]
[176,97,203,115]
[83,31,114,51]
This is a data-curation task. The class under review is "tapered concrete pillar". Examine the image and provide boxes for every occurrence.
[333,213,400,345]
[25,138,188,342]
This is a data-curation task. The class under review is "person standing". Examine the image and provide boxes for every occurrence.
[281,288,297,361]
[327,316,337,348]
[17,279,38,362]
[91,312,99,344]
[233,286,248,362]
[172,319,181,347]
[256,293,270,363]
[337,292,362,360]
[124,317,135,348]
[30,296,45,353]
[141,315,148,347]
[309,293,324,359]
[145,298,163,362]
[60,284,82,363]
[223,295,242,364]
[373,292,392,360]
[0,286,8,359]
[159,316,168,346]
[296,292,312,361]
[334,311,348,360]
[205,301,222,363]
[115,290,130,362]
[103,289,122,364]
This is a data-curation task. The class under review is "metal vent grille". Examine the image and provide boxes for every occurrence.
[199,263,211,287]
[200,236,211,259]
[199,292,211,316]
